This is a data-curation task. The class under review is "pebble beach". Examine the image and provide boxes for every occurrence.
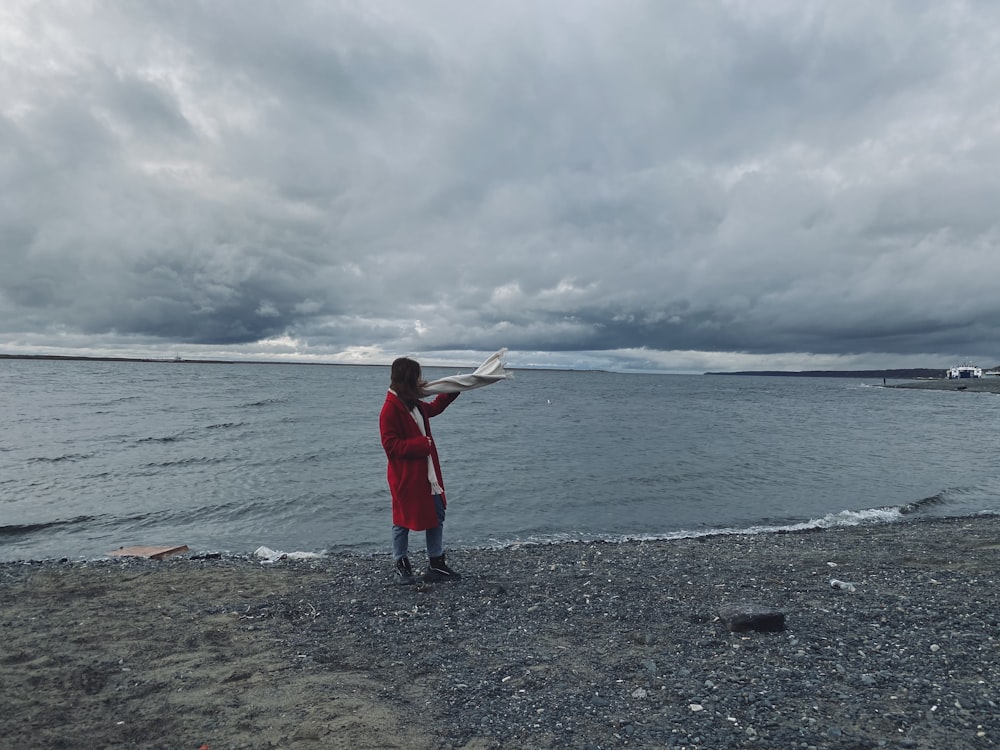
[3,516,999,749]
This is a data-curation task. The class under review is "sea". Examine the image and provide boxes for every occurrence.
[2,357,999,563]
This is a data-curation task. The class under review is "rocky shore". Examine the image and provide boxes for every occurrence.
[3,516,999,749]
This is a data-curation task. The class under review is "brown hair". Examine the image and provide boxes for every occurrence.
[390,357,423,409]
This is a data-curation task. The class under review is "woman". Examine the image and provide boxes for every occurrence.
[379,357,462,583]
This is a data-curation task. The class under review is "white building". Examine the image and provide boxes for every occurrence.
[946,364,983,379]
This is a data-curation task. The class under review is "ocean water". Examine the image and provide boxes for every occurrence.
[2,358,999,562]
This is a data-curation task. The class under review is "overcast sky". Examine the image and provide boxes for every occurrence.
[3,1,1000,373]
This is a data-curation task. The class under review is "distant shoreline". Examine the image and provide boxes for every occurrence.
[0,353,240,365]
[706,368,1000,393]
[885,378,1000,394]
[0,353,576,373]
[0,353,399,367]
[705,368,946,379]
[3,354,996,382]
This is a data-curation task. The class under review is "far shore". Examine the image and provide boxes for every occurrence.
[885,377,1000,394]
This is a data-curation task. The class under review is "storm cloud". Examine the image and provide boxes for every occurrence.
[3,1,999,371]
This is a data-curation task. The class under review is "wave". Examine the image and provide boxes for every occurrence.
[464,502,1000,552]
[134,497,304,529]
[136,434,186,444]
[0,515,97,537]
[26,453,94,464]
[82,396,144,410]
[239,398,288,408]
[139,455,232,469]
[134,420,248,445]
[899,485,995,514]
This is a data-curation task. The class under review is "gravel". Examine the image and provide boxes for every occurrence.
[3,516,999,749]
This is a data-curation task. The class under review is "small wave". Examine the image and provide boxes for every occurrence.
[81,471,113,481]
[465,507,911,551]
[779,507,904,530]
[101,395,143,405]
[145,498,280,527]
[205,422,247,430]
[0,516,96,537]
[140,456,231,469]
[901,493,947,514]
[672,506,902,539]
[26,453,94,464]
[900,484,1000,516]
[136,435,185,444]
[82,395,144,408]
[287,451,325,465]
[240,398,288,408]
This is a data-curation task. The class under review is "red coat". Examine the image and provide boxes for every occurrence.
[379,390,460,531]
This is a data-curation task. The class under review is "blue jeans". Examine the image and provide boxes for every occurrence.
[393,494,445,560]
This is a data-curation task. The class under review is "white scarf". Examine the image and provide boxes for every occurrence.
[421,348,512,394]
[390,349,510,497]
[407,403,443,495]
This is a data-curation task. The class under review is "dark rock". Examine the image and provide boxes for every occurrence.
[718,603,786,632]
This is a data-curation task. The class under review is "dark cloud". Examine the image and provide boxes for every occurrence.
[2,1,1000,371]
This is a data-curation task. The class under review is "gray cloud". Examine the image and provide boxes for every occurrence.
[3,1,1000,371]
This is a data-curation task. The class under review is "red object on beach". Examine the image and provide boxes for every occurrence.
[379,391,459,531]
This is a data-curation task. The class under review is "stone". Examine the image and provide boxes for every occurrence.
[719,603,786,632]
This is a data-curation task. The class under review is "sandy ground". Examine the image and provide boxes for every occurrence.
[2,516,999,749]
[1,559,408,750]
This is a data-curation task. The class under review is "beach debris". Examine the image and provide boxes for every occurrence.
[718,603,786,632]
[253,546,325,563]
[829,579,857,593]
[107,544,189,560]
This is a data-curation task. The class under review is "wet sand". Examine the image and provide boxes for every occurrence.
[3,516,999,749]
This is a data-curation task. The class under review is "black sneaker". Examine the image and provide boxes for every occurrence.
[426,554,462,582]
[395,556,417,584]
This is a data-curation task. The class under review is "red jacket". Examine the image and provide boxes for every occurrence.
[379,390,460,530]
